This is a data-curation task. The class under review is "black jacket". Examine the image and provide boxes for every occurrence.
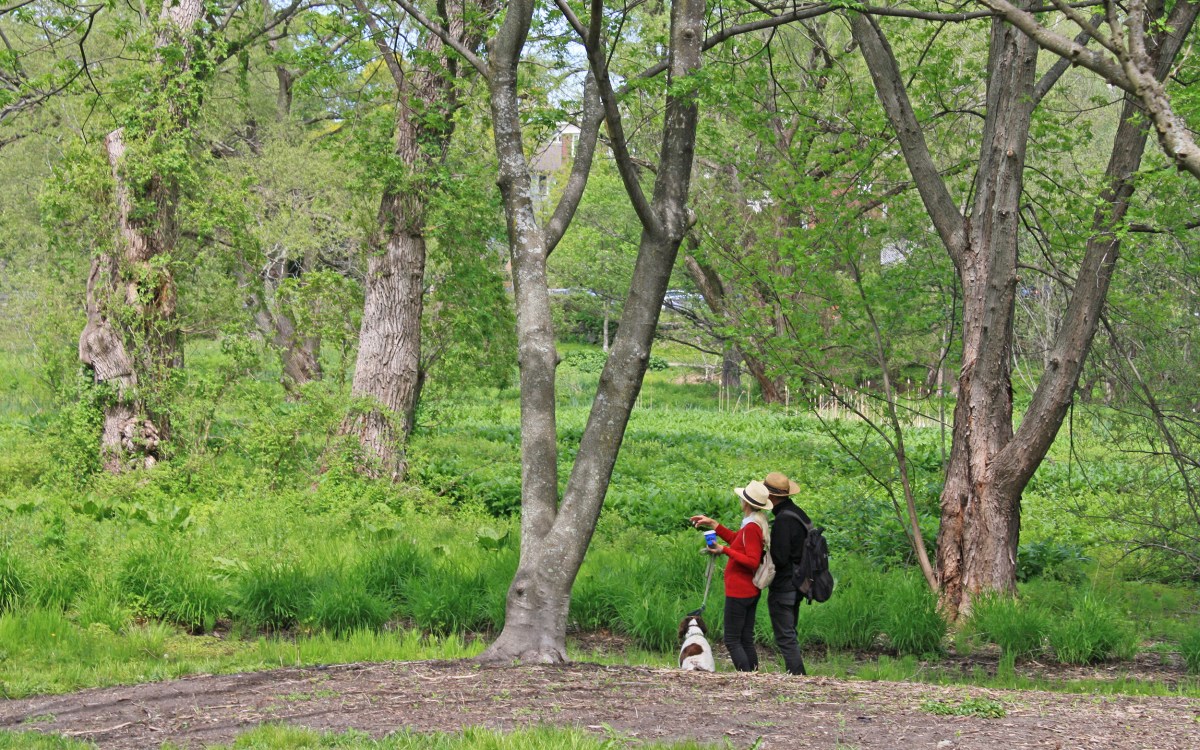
[769,498,810,592]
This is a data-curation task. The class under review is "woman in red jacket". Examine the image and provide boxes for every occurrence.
[690,480,771,672]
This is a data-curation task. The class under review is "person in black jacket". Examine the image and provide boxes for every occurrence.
[763,471,810,675]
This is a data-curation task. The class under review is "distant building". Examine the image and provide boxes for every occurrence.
[530,124,580,206]
[880,239,912,266]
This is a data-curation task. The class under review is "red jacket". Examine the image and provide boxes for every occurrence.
[716,520,765,598]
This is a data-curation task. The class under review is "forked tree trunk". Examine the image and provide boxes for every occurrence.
[854,1,1197,619]
[932,13,1038,615]
[245,258,322,397]
[78,0,203,472]
[480,0,704,663]
[339,2,465,479]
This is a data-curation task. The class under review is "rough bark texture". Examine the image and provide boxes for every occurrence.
[340,1,465,480]
[245,255,322,397]
[853,2,1196,619]
[933,12,1038,619]
[480,0,705,664]
[78,0,204,472]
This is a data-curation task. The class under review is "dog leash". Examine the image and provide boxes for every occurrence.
[690,554,716,616]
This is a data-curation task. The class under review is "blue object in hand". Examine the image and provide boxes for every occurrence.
[704,530,717,547]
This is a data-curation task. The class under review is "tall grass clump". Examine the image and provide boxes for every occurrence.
[810,556,884,651]
[570,548,628,632]
[118,541,228,633]
[1180,626,1200,674]
[604,530,713,651]
[73,581,130,633]
[402,541,516,634]
[881,571,946,655]
[306,571,391,636]
[358,541,428,608]
[233,560,313,631]
[29,559,90,611]
[969,593,1049,659]
[0,548,28,614]
[1049,593,1138,665]
[616,587,694,652]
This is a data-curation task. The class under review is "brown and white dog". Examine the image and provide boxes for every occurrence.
[678,616,716,672]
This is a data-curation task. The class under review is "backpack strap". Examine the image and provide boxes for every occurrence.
[776,506,814,534]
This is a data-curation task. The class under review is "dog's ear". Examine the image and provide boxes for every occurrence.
[694,616,707,635]
[678,617,690,641]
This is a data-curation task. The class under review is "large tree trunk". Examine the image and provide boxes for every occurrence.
[78,0,203,472]
[343,228,428,478]
[933,14,1038,617]
[339,2,465,480]
[481,0,703,663]
[854,1,1196,619]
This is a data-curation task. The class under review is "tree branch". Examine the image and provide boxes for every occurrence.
[393,0,488,78]
[851,11,967,266]
[980,0,1200,179]
[545,74,604,255]
[1032,13,1103,105]
[555,0,662,237]
[352,0,406,92]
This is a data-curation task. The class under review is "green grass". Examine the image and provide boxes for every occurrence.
[1,341,1199,700]
[818,652,1200,697]
[968,593,1049,659]
[921,696,1007,719]
[0,608,482,698]
[0,732,93,750]
[0,726,723,750]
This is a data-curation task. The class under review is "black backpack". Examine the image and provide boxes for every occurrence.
[783,509,834,604]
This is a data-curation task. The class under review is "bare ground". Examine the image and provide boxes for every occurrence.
[3,659,1200,749]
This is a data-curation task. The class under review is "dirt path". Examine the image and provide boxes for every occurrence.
[2,661,1199,749]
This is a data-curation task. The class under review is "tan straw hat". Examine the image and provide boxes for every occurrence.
[763,471,800,497]
[735,480,772,510]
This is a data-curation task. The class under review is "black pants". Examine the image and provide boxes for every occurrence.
[723,594,760,672]
[768,588,807,675]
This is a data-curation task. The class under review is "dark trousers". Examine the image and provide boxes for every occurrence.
[723,594,760,672]
[768,589,807,675]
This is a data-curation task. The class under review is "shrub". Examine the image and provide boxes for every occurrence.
[1049,594,1138,665]
[1017,541,1089,582]
[970,593,1049,659]
[562,350,608,373]
[561,348,669,374]
[881,572,946,655]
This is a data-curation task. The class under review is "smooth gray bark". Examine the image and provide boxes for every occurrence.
[479,0,706,663]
